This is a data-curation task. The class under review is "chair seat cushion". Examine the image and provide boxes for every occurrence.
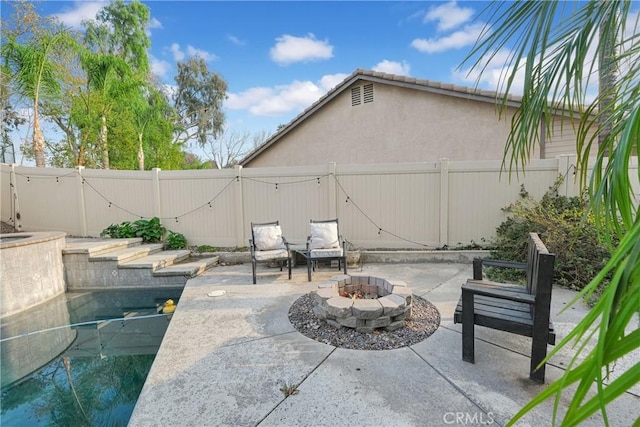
[309,222,339,249]
[310,248,343,258]
[253,225,285,251]
[254,248,289,261]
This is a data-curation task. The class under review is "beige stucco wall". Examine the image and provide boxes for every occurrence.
[246,82,554,167]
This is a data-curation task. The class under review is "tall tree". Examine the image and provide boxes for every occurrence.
[1,28,74,166]
[131,84,176,170]
[82,0,151,76]
[173,57,227,147]
[464,1,639,424]
[79,51,134,169]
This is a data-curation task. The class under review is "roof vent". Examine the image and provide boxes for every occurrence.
[363,83,374,103]
[351,87,361,106]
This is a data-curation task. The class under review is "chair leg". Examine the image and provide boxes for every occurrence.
[529,336,548,383]
[342,256,347,274]
[252,259,257,285]
[461,290,475,363]
[307,257,312,281]
[288,257,292,279]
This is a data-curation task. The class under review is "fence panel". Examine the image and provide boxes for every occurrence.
[8,166,82,235]
[336,163,441,249]
[81,169,156,237]
[446,160,559,246]
[157,169,238,247]
[241,165,329,244]
[2,157,636,248]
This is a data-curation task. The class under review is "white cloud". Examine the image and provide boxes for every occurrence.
[53,1,107,30]
[270,34,333,65]
[148,17,163,30]
[150,55,171,80]
[227,35,245,46]
[186,45,216,61]
[424,1,474,32]
[169,43,216,62]
[319,73,349,91]
[411,22,486,54]
[170,43,185,62]
[452,49,525,95]
[226,76,341,117]
[373,60,411,76]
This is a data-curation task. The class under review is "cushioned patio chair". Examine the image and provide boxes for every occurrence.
[305,218,347,281]
[249,221,291,284]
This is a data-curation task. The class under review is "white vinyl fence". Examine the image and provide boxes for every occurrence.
[2,156,637,249]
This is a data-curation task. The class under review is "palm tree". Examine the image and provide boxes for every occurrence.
[80,51,133,169]
[463,1,639,425]
[2,29,72,167]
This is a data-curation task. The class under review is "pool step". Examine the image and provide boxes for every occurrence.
[119,250,191,270]
[63,237,143,256]
[63,238,218,290]
[89,243,165,263]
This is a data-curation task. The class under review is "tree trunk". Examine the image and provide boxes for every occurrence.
[100,114,109,169]
[137,133,144,171]
[32,108,46,167]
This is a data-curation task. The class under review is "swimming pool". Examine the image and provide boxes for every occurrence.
[1,288,182,426]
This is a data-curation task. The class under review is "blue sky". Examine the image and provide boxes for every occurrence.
[7,1,637,165]
[4,1,510,163]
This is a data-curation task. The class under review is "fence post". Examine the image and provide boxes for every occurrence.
[235,165,246,247]
[9,164,22,232]
[76,166,88,236]
[328,162,337,219]
[439,158,449,248]
[151,168,162,219]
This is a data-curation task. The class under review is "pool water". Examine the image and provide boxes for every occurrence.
[1,289,182,426]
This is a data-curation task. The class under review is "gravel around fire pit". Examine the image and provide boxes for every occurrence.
[288,292,440,350]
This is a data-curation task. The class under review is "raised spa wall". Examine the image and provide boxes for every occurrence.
[0,231,67,318]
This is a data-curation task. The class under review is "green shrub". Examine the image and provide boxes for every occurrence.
[489,178,614,295]
[100,221,136,239]
[165,231,187,249]
[100,217,166,243]
[132,217,165,242]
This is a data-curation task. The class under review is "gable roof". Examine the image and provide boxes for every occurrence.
[239,68,524,166]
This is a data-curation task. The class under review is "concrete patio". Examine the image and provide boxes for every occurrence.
[129,261,639,426]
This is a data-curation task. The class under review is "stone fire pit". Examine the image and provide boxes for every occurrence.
[311,274,412,333]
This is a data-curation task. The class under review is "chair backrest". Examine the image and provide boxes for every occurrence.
[251,221,285,251]
[309,218,341,250]
[526,232,555,316]
[526,233,554,292]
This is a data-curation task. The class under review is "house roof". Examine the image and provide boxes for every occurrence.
[239,68,524,166]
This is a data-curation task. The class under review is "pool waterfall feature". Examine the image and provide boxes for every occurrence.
[0,231,67,318]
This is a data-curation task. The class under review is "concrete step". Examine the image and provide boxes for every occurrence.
[89,243,164,263]
[154,256,220,277]
[118,250,191,271]
[64,238,143,256]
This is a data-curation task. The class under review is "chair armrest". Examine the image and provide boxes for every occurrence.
[481,259,528,270]
[281,236,290,250]
[462,280,536,304]
[473,257,527,280]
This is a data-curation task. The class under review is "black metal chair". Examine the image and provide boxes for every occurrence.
[249,221,291,284]
[305,218,347,281]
